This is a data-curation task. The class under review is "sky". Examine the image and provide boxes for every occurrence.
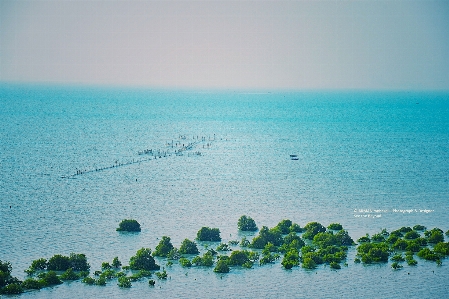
[1,0,448,90]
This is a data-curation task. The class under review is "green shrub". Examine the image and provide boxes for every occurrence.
[148,279,155,286]
[390,230,403,238]
[179,239,199,255]
[426,229,444,244]
[213,260,230,273]
[0,260,13,288]
[357,243,389,263]
[391,262,403,269]
[400,227,413,233]
[112,257,122,268]
[60,268,79,280]
[128,270,151,281]
[216,243,231,251]
[433,242,449,256]
[100,269,117,280]
[392,239,408,250]
[250,226,283,249]
[404,231,420,240]
[371,233,385,242]
[28,258,47,272]
[47,254,71,271]
[117,276,132,288]
[46,253,89,272]
[302,252,323,265]
[242,261,253,269]
[39,271,62,286]
[155,270,168,279]
[129,248,160,271]
[391,254,405,262]
[262,242,278,255]
[380,228,389,236]
[237,215,258,231]
[192,252,214,267]
[167,248,181,260]
[335,230,355,246]
[95,276,106,286]
[197,227,221,242]
[417,248,439,261]
[280,232,305,252]
[413,225,426,231]
[179,258,192,267]
[289,223,303,233]
[69,253,90,271]
[415,237,428,246]
[302,257,317,269]
[407,258,418,266]
[228,250,250,266]
[328,223,343,230]
[102,262,112,270]
[303,222,326,240]
[259,253,275,265]
[275,219,293,234]
[330,262,341,269]
[386,234,399,244]
[281,249,299,269]
[153,236,174,257]
[313,232,339,248]
[116,219,141,232]
[405,240,421,252]
[0,283,23,295]
[240,237,250,247]
[21,278,42,290]
[82,276,96,285]
[357,235,371,243]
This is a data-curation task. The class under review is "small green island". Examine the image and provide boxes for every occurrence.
[1,215,448,295]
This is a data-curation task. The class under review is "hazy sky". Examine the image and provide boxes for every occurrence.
[1,0,448,90]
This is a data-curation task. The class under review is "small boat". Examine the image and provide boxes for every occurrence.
[290,154,298,160]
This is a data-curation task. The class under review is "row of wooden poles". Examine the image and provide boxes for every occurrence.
[62,135,218,178]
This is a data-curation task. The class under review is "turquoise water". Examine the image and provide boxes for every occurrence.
[1,84,448,298]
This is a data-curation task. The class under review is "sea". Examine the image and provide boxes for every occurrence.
[0,84,448,298]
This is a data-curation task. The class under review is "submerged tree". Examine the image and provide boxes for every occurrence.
[227,250,251,266]
[281,249,300,269]
[129,248,160,271]
[117,276,132,288]
[153,236,174,257]
[275,219,293,234]
[47,255,71,271]
[250,226,283,249]
[214,260,230,273]
[197,227,221,242]
[179,239,199,255]
[237,215,258,231]
[116,219,141,232]
[112,257,122,268]
[425,228,444,244]
[302,222,326,240]
[328,223,343,230]
[0,260,22,294]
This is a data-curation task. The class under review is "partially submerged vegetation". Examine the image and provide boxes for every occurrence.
[355,225,449,268]
[116,219,141,232]
[237,215,258,232]
[1,218,447,295]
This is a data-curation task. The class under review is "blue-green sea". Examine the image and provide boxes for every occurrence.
[1,84,448,298]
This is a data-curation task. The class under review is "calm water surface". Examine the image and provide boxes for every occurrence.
[0,85,448,298]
